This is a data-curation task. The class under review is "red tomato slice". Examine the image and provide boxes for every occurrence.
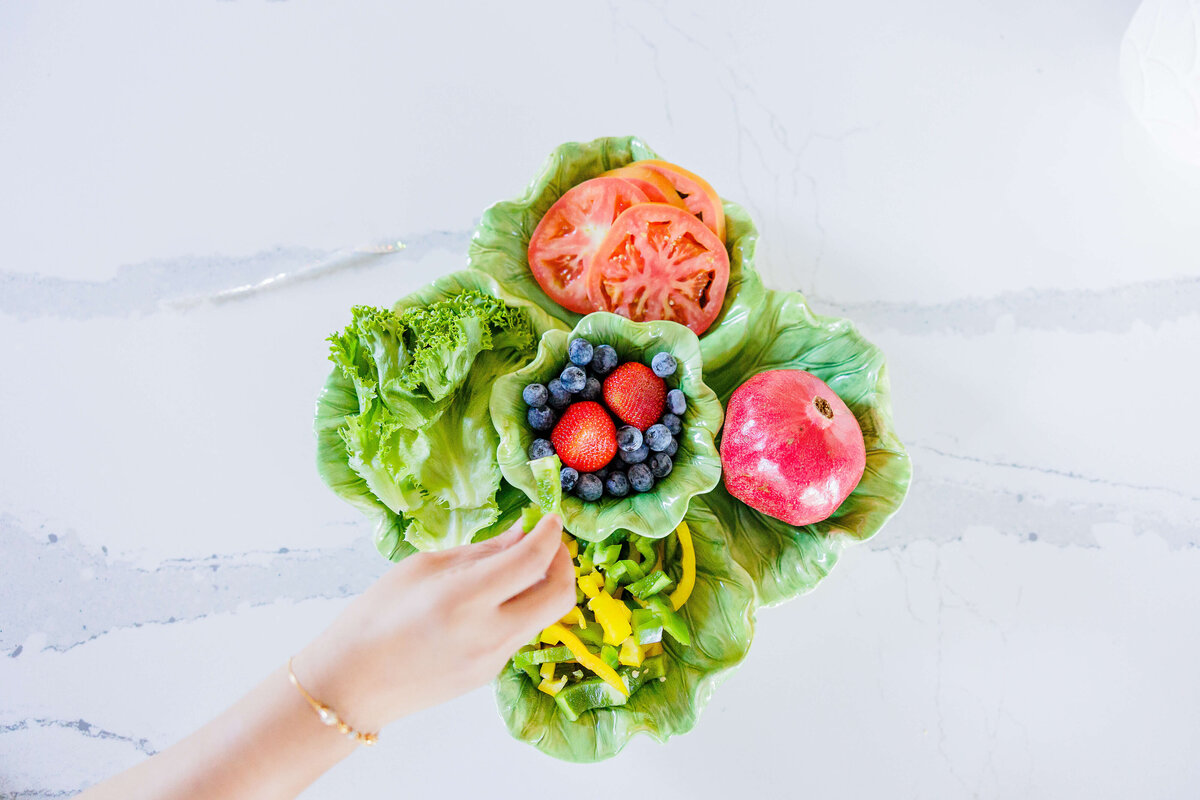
[587,203,731,335]
[527,177,650,313]
[634,160,726,242]
[600,165,687,210]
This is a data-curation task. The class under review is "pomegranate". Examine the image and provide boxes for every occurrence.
[720,369,866,526]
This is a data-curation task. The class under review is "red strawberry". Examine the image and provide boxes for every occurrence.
[551,401,617,472]
[603,362,666,431]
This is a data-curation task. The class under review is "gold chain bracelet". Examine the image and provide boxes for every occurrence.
[287,657,379,746]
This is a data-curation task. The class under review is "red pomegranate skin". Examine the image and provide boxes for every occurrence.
[720,369,866,526]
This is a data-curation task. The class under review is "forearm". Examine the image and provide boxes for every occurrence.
[76,515,572,799]
[77,666,357,800]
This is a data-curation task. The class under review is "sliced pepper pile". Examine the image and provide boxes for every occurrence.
[512,521,695,721]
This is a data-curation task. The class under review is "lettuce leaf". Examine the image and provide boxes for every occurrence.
[320,290,538,551]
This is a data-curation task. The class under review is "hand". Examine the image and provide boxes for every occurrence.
[291,514,575,732]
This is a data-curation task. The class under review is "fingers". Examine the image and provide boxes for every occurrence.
[472,514,565,601]
[458,519,526,561]
[497,544,576,639]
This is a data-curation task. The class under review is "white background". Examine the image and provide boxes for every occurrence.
[2,1,1199,797]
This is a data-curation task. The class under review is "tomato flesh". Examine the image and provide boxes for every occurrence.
[527,177,649,313]
[587,203,730,335]
[634,160,726,242]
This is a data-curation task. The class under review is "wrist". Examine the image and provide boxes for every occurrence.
[292,634,393,736]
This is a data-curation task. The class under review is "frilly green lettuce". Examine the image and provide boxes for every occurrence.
[315,272,567,556]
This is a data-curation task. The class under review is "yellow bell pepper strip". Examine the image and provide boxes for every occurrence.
[560,606,587,628]
[564,534,578,559]
[537,661,567,696]
[538,628,560,645]
[586,591,633,645]
[577,570,604,599]
[618,636,645,667]
[541,623,627,697]
[668,521,695,610]
[645,642,664,657]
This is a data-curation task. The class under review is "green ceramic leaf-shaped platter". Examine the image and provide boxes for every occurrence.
[315,136,911,763]
[693,281,912,605]
[467,136,763,373]
[495,513,757,762]
[490,312,724,542]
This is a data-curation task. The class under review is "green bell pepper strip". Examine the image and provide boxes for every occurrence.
[527,455,563,515]
[512,645,576,670]
[519,504,542,533]
[643,594,691,646]
[603,559,647,595]
[629,535,654,564]
[630,609,664,645]
[513,645,542,682]
[600,645,619,669]
[594,543,622,569]
[572,623,603,647]
[627,570,674,600]
[552,656,667,722]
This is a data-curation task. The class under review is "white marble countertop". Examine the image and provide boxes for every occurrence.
[3,1,1199,797]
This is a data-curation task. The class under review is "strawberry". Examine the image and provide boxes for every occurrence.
[551,401,618,473]
[603,362,666,431]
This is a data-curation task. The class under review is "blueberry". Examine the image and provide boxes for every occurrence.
[648,452,673,478]
[590,344,618,376]
[593,464,611,481]
[605,471,630,497]
[616,425,643,452]
[645,424,672,452]
[527,406,556,432]
[651,352,677,378]
[523,383,548,407]
[661,413,682,435]
[665,438,678,457]
[576,473,604,502]
[580,376,602,401]
[560,466,579,493]
[568,338,594,367]
[528,438,555,460]
[628,463,654,492]
[666,389,687,416]
[619,443,649,464]
[547,378,571,409]
[560,365,587,393]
